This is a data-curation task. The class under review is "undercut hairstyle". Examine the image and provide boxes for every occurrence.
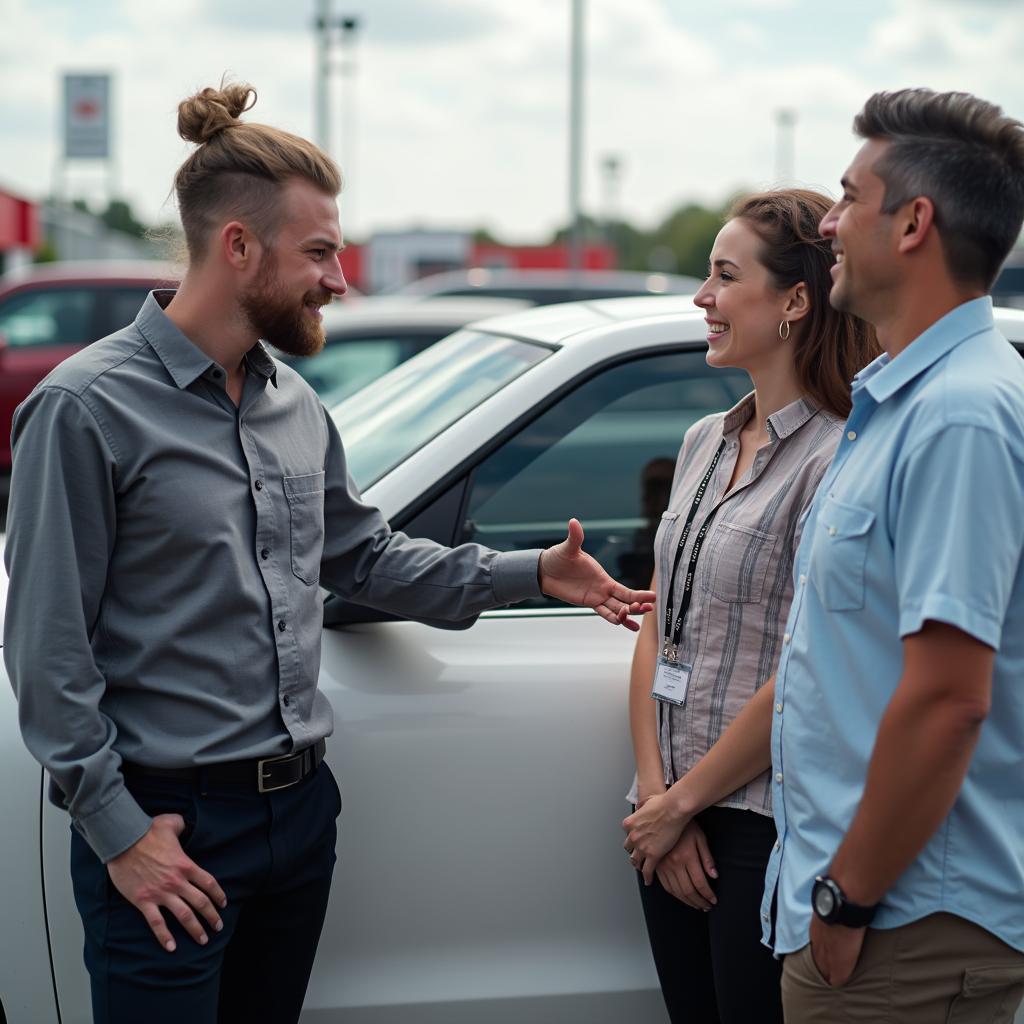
[854,89,1024,291]
[173,81,342,263]
[731,190,880,419]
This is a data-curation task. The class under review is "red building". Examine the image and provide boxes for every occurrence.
[0,187,41,273]
[472,242,615,272]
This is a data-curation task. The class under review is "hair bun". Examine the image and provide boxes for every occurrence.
[177,82,257,144]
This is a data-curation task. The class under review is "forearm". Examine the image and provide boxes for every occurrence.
[829,678,985,905]
[665,676,775,818]
[628,605,664,794]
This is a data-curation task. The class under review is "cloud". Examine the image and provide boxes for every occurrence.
[203,0,496,45]
[2,0,1022,246]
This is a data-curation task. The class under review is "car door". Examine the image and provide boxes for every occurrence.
[304,349,748,1022]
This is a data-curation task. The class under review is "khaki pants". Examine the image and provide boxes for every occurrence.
[782,913,1024,1023]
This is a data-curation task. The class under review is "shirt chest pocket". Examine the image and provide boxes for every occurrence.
[703,521,779,604]
[283,471,326,586]
[809,496,875,611]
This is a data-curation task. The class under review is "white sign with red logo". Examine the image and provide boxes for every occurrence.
[63,73,111,159]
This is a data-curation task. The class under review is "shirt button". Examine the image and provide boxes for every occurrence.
[783,633,791,644]
[261,548,270,560]
[828,526,837,536]
[776,702,783,714]
[799,574,807,585]
[282,694,291,707]
[278,620,287,632]
[774,839,781,851]
[762,912,770,922]
[775,772,784,784]
[255,480,264,491]
[847,430,857,441]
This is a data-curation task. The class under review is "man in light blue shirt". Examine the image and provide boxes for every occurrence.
[766,90,1024,1021]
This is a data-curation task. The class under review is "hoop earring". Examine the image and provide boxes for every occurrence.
[779,320,791,341]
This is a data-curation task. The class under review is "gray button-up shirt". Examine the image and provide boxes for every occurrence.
[3,291,541,862]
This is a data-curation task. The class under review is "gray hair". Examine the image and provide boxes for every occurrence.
[854,89,1024,290]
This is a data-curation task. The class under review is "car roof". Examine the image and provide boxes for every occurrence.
[468,295,1024,348]
[466,294,705,345]
[0,259,179,293]
[320,295,531,332]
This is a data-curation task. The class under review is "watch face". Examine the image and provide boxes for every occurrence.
[813,881,836,918]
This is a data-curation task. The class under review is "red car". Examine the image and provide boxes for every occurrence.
[0,261,178,479]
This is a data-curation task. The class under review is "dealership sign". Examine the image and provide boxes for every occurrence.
[63,73,111,159]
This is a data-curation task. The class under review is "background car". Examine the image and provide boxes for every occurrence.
[387,267,703,305]
[0,260,178,493]
[3,298,1023,1023]
[280,295,530,406]
[994,249,1024,309]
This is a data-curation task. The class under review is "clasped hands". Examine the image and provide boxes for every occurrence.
[539,519,655,631]
[622,791,719,910]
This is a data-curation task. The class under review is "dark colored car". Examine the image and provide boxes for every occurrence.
[0,261,178,478]
[388,268,703,305]
[994,250,1024,310]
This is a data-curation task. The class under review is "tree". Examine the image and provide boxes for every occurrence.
[100,199,148,239]
[651,203,726,279]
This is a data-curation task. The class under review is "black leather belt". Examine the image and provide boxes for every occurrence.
[122,739,327,794]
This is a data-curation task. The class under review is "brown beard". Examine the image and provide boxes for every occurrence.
[239,252,332,357]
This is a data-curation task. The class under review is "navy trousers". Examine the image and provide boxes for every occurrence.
[636,804,783,1024]
[70,761,342,1024]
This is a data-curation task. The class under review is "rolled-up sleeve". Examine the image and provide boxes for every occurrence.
[317,409,542,621]
[893,423,1024,649]
[3,387,152,862]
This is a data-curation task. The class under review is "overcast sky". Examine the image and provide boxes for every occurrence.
[2,0,1022,243]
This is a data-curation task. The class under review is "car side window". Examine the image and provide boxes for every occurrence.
[0,288,95,347]
[458,351,750,607]
[98,288,156,336]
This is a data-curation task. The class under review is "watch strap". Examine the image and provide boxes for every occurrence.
[814,875,879,928]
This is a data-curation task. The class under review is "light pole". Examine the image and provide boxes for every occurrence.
[568,0,585,274]
[775,108,797,184]
[312,9,362,232]
[313,0,332,151]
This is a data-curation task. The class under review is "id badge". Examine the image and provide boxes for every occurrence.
[651,655,691,706]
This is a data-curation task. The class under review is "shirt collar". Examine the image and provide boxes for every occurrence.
[722,391,820,443]
[244,343,279,384]
[860,296,994,405]
[136,290,279,390]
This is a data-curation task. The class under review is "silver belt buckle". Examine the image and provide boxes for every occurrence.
[257,752,297,794]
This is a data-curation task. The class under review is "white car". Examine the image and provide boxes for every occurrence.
[3,297,1023,1023]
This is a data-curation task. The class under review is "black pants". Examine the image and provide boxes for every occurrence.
[70,761,342,1024]
[637,805,783,1024]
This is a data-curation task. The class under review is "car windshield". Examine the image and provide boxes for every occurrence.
[330,329,550,489]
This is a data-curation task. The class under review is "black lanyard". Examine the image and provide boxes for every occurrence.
[662,439,726,661]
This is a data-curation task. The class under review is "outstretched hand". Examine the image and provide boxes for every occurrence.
[539,519,655,631]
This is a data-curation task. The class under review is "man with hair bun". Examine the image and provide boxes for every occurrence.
[3,81,655,1023]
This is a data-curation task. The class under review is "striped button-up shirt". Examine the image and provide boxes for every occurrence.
[635,393,841,815]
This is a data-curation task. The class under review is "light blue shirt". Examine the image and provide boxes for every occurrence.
[762,298,1024,955]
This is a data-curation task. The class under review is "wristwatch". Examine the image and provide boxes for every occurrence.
[812,875,878,927]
